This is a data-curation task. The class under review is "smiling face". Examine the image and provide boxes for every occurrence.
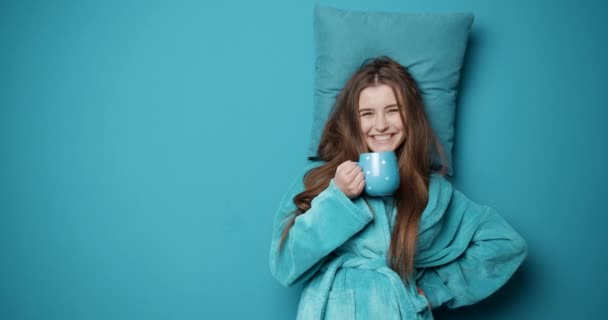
[358,84,406,152]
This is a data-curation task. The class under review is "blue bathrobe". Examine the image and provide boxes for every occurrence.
[269,161,527,319]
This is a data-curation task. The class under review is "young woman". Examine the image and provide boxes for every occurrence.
[269,56,527,319]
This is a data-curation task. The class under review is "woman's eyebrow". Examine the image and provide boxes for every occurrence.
[359,104,398,112]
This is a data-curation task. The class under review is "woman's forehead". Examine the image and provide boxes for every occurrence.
[358,84,400,108]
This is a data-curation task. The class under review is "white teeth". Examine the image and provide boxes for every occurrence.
[373,135,391,141]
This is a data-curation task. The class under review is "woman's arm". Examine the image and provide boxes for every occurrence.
[269,167,374,287]
[416,195,528,309]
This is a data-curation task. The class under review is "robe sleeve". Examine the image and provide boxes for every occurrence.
[416,193,528,309]
[269,166,374,287]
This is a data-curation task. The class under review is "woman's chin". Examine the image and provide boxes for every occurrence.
[368,143,395,152]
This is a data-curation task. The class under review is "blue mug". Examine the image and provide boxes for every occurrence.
[358,151,400,196]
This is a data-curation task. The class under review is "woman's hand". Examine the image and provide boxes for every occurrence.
[334,161,365,199]
[417,286,432,311]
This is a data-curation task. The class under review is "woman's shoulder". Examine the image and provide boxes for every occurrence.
[282,159,327,192]
[427,173,481,207]
[429,172,453,191]
[420,173,454,221]
[276,159,329,208]
[427,173,496,219]
[298,158,327,177]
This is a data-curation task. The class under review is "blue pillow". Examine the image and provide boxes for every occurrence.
[310,5,474,175]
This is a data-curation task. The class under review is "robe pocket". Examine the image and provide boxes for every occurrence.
[324,289,356,320]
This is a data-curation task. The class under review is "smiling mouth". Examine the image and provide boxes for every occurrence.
[372,134,393,142]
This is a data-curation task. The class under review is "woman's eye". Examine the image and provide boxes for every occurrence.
[360,112,373,117]
[388,108,399,113]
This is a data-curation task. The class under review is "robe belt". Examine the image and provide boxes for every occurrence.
[339,254,430,319]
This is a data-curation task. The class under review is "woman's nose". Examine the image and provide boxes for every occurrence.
[375,114,389,131]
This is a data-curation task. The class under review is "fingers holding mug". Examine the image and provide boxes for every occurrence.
[335,161,365,199]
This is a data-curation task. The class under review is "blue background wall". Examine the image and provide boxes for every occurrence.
[1,0,607,319]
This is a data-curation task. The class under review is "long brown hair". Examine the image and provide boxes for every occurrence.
[280,56,446,281]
